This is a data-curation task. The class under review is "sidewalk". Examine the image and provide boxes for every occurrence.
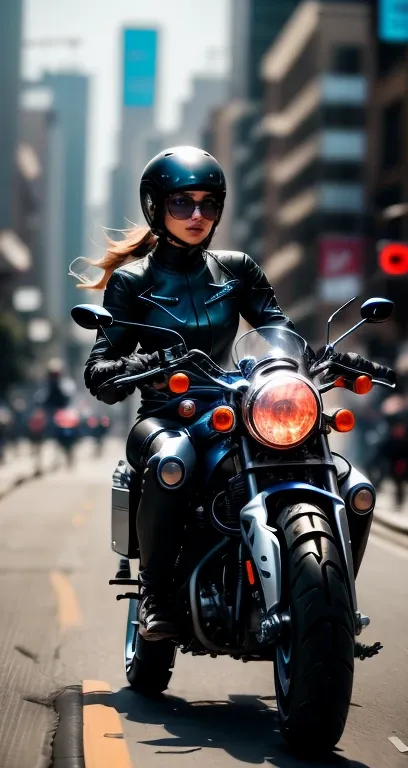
[374,482,408,535]
[0,440,57,499]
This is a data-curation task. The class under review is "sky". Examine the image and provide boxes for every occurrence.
[23,0,231,206]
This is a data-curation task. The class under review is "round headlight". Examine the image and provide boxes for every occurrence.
[246,374,319,448]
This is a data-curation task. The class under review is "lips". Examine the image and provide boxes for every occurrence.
[186,226,204,232]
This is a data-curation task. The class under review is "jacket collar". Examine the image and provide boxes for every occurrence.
[151,239,205,273]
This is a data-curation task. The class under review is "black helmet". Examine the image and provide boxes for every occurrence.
[140,146,226,241]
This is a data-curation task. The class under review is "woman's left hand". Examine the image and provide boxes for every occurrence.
[151,376,168,390]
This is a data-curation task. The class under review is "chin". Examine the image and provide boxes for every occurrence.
[184,232,208,246]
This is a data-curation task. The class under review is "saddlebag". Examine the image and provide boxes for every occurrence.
[111,459,140,558]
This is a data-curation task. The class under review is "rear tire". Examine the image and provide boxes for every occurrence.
[125,599,175,695]
[274,503,355,755]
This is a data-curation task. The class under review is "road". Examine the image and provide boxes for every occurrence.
[0,438,407,768]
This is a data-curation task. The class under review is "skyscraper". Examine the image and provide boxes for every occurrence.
[0,0,23,231]
[119,28,159,223]
[230,0,302,101]
[228,1,302,257]
[0,0,31,285]
[36,72,89,324]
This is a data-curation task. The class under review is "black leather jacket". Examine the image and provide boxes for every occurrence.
[84,241,293,406]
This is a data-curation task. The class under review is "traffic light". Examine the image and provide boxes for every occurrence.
[378,242,408,275]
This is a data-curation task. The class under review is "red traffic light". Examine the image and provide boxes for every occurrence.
[379,243,408,275]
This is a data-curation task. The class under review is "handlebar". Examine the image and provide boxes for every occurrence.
[98,346,396,396]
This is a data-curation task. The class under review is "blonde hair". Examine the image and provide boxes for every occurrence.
[76,225,157,290]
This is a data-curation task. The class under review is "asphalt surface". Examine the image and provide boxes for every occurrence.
[0,438,407,768]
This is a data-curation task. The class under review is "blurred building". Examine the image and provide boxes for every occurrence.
[366,0,408,343]
[0,0,31,292]
[114,28,159,227]
[16,87,65,332]
[147,76,227,169]
[226,0,303,258]
[204,101,257,250]
[258,1,370,343]
[107,163,127,231]
[36,73,89,333]
[177,76,227,147]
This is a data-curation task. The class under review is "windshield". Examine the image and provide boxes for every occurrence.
[233,326,308,368]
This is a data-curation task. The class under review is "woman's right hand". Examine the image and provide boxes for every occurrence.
[121,350,168,390]
[120,350,162,373]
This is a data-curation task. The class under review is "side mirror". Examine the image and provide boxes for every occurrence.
[360,297,394,324]
[71,304,113,330]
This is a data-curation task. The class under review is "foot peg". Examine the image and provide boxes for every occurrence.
[116,592,141,601]
[355,611,370,634]
[355,641,383,660]
[109,578,140,586]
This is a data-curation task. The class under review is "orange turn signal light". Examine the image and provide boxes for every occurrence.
[168,372,190,394]
[353,375,373,395]
[334,377,346,388]
[332,409,355,433]
[245,560,256,585]
[211,406,236,433]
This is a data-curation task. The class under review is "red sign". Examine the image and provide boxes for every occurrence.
[318,237,364,278]
[379,242,408,275]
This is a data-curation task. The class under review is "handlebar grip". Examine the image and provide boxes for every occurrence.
[371,362,396,385]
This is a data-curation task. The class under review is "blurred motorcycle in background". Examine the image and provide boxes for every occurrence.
[52,407,81,467]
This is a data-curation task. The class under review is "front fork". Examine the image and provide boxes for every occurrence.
[239,436,372,638]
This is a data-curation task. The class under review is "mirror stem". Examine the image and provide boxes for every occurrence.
[331,318,366,348]
[326,296,357,345]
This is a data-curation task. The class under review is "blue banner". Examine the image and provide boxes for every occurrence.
[123,29,157,107]
[379,0,408,43]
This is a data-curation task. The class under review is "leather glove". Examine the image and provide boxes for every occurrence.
[85,359,125,395]
[85,358,133,404]
[120,350,162,373]
[330,351,396,386]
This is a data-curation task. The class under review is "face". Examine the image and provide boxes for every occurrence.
[164,190,220,246]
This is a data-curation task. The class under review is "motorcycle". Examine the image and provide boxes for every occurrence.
[84,412,111,457]
[52,407,81,466]
[72,295,395,755]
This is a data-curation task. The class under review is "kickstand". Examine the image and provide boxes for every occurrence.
[354,641,383,660]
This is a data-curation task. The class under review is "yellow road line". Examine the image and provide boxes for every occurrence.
[83,680,133,768]
[49,570,83,632]
[72,512,86,527]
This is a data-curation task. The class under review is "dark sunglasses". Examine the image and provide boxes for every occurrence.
[166,194,220,221]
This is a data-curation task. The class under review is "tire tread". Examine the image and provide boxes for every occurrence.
[275,503,355,754]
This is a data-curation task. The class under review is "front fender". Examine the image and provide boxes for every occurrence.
[240,482,357,613]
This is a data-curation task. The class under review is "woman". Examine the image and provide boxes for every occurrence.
[82,146,384,641]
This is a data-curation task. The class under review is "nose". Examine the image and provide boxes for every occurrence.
[191,204,202,221]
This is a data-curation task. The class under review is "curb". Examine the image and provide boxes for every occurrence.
[0,461,55,502]
[374,509,408,536]
[53,686,85,768]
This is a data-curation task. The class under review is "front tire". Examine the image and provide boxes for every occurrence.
[274,503,355,755]
[125,598,175,695]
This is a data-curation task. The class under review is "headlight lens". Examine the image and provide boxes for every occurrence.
[250,374,319,448]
